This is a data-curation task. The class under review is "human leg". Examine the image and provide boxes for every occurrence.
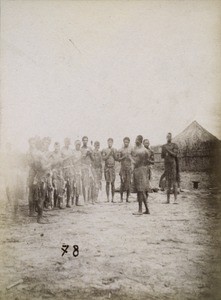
[133,192,143,215]
[37,182,47,223]
[120,177,124,202]
[28,185,36,216]
[166,180,171,203]
[173,182,178,203]
[111,181,115,202]
[66,179,71,208]
[126,190,130,202]
[142,191,150,214]
[106,182,110,201]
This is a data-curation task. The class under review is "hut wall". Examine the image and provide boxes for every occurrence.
[151,144,220,172]
[178,155,215,171]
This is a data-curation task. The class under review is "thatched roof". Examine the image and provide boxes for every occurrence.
[173,121,220,156]
[173,120,218,144]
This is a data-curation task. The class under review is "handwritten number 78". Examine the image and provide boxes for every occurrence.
[61,244,79,257]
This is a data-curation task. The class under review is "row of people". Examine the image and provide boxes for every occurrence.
[27,133,179,223]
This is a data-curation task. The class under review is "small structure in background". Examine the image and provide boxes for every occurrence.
[152,121,221,172]
[172,121,220,172]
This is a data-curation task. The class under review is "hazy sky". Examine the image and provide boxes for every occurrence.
[1,0,221,151]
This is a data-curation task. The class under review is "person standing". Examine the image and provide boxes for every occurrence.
[72,140,82,206]
[34,142,52,224]
[102,138,118,203]
[161,133,179,204]
[118,137,133,203]
[91,141,103,203]
[61,138,73,208]
[26,137,38,216]
[50,142,66,209]
[131,135,150,215]
[159,171,166,191]
[81,136,94,204]
[143,139,155,193]
[41,137,53,210]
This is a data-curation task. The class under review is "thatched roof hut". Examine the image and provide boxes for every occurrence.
[173,121,219,154]
[152,121,221,172]
[173,121,220,171]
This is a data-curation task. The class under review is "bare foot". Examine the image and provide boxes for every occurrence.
[37,218,50,224]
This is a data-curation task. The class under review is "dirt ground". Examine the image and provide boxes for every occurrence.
[0,172,221,300]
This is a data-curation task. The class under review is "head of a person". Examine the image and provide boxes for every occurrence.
[64,137,71,147]
[82,136,88,147]
[75,140,81,150]
[123,137,130,148]
[28,137,36,149]
[167,133,172,143]
[143,139,150,149]
[94,141,100,150]
[136,135,143,146]
[54,142,60,152]
[107,138,113,148]
[42,137,51,151]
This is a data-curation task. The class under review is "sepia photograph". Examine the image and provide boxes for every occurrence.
[0,1,221,299]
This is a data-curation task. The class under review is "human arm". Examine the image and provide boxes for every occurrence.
[101,149,111,161]
[130,148,138,167]
[113,149,121,161]
[117,150,126,162]
[87,148,94,161]
[164,144,178,157]
[147,151,155,165]
[161,145,166,159]
[128,152,136,165]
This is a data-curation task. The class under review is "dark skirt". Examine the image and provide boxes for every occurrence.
[133,166,149,192]
[104,166,115,183]
[120,168,132,191]
[165,161,178,185]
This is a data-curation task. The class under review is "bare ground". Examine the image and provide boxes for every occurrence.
[0,174,221,300]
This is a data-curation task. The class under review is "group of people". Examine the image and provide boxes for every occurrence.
[27,133,179,223]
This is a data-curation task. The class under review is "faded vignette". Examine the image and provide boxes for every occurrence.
[0,1,221,300]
